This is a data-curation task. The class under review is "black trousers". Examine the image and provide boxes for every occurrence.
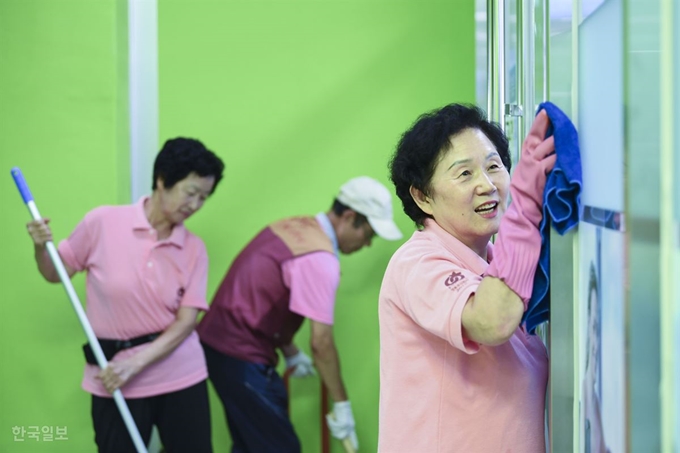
[91,380,212,453]
[202,343,301,453]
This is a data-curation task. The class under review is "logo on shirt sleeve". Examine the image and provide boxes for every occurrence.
[444,271,465,287]
[175,287,185,304]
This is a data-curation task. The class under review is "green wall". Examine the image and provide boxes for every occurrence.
[158,1,474,451]
[0,0,474,451]
[0,0,128,451]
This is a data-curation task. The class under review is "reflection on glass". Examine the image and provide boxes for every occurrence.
[582,260,610,453]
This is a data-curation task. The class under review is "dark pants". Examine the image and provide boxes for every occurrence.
[202,342,301,453]
[91,380,212,453]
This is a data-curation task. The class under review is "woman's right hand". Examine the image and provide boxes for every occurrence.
[27,218,53,247]
[483,110,557,307]
[510,110,557,226]
[27,218,75,282]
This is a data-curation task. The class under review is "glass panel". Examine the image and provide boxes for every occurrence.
[504,0,522,167]
[578,2,627,453]
[533,0,547,113]
[547,2,575,452]
[549,0,573,116]
[667,2,680,444]
[626,0,662,449]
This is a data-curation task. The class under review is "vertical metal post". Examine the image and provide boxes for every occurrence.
[542,0,550,102]
[516,0,524,137]
[128,2,160,451]
[487,0,506,129]
[486,0,493,119]
[520,0,533,136]
[659,0,676,450]
[128,0,159,201]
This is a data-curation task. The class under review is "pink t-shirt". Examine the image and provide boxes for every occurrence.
[378,219,548,453]
[58,197,209,398]
[283,251,340,325]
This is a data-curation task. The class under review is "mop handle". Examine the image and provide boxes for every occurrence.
[11,167,148,453]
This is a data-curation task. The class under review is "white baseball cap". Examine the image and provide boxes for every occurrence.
[336,176,403,241]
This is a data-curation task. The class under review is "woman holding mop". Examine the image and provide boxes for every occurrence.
[26,137,224,453]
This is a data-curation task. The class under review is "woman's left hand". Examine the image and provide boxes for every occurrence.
[96,357,143,393]
[94,307,200,393]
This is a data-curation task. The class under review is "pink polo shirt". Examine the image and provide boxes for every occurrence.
[58,197,209,398]
[378,219,548,453]
[282,252,339,325]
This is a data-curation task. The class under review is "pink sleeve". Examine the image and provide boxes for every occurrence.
[283,251,340,325]
[57,210,97,272]
[178,238,210,312]
[401,253,482,354]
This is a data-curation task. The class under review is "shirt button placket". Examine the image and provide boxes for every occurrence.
[147,230,156,271]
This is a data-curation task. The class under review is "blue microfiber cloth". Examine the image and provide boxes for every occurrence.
[523,101,582,334]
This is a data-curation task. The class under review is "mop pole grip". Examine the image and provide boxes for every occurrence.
[11,167,148,453]
[11,167,33,203]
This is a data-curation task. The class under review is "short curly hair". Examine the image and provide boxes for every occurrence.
[152,137,225,194]
[389,104,510,227]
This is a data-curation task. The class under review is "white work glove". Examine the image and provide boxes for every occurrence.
[284,350,316,378]
[326,400,359,451]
